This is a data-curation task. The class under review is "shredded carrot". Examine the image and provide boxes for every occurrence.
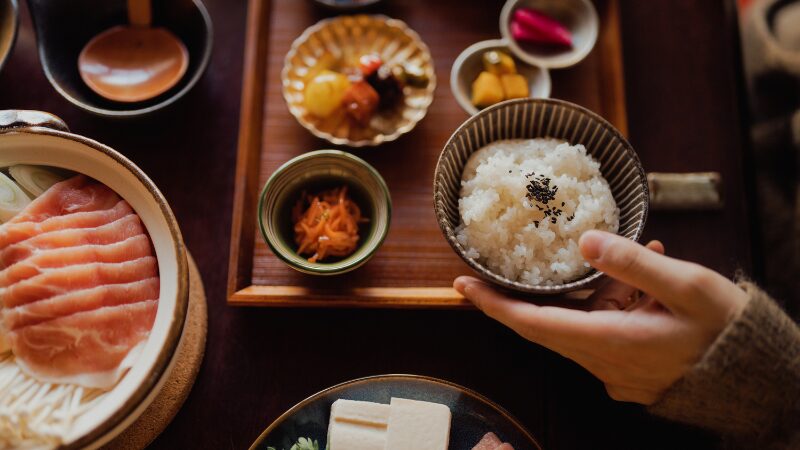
[292,186,367,263]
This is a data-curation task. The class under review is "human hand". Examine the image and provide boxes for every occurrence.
[454,230,749,404]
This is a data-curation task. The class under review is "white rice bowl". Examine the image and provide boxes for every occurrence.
[456,138,619,286]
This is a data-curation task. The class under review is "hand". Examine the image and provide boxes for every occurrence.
[454,230,749,404]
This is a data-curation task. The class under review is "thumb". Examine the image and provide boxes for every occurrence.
[579,230,703,314]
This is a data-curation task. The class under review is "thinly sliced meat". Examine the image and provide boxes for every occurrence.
[0,234,152,287]
[0,200,132,249]
[495,444,514,450]
[4,277,159,330]
[472,432,503,450]
[0,321,8,353]
[0,175,160,390]
[8,300,157,389]
[0,213,144,268]
[8,175,120,224]
[2,256,157,308]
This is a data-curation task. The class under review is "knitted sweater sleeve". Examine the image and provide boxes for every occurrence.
[648,282,800,449]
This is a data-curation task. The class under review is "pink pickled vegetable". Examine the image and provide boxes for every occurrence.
[511,7,572,47]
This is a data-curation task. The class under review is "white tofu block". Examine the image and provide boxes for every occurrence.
[328,399,390,450]
[331,399,391,426]
[385,397,452,450]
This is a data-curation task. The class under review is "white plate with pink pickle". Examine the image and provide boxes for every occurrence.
[0,110,188,449]
[249,375,542,450]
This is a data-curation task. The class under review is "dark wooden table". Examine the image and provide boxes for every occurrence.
[0,0,753,448]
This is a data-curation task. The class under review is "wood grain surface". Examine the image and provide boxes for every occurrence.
[229,0,631,307]
[0,0,754,448]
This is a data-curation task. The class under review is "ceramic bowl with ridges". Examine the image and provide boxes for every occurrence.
[259,150,391,275]
[434,98,648,295]
[282,15,436,147]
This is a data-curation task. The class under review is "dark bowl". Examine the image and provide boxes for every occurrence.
[249,374,542,450]
[27,0,212,118]
[0,0,18,72]
[434,98,649,295]
[258,150,392,275]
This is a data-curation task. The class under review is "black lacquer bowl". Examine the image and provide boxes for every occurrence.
[249,375,542,450]
[27,0,212,117]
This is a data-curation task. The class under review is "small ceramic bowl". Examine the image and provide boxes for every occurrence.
[282,15,436,147]
[450,38,551,116]
[433,98,648,295]
[0,0,17,72]
[26,0,212,118]
[259,150,391,275]
[500,0,598,69]
[0,110,188,448]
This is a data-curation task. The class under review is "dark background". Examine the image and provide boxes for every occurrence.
[0,0,754,448]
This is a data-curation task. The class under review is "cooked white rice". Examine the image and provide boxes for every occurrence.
[456,138,619,286]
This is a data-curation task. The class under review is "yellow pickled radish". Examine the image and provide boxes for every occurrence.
[471,71,504,108]
[500,73,529,99]
[482,50,517,75]
[304,70,351,118]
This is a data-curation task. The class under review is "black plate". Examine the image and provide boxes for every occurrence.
[249,374,542,450]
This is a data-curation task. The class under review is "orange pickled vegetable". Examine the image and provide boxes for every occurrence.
[291,186,368,263]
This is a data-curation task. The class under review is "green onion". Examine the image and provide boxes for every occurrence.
[0,172,31,222]
[8,165,66,198]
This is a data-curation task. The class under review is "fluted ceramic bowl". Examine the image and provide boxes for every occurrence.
[433,98,648,295]
[0,110,188,448]
[259,150,391,275]
[282,15,436,147]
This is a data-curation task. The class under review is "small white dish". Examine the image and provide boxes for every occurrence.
[450,39,551,116]
[500,0,598,69]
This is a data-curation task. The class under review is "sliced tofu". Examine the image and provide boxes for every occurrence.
[328,399,390,450]
[385,397,451,450]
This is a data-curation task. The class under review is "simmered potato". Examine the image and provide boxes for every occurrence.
[304,70,351,118]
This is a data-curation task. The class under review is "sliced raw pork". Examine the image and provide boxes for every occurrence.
[0,199,132,249]
[472,432,515,450]
[8,300,158,387]
[0,234,152,287]
[8,175,120,224]
[0,175,160,389]
[473,433,503,450]
[0,213,145,268]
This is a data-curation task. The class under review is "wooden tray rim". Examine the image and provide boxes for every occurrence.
[227,0,628,308]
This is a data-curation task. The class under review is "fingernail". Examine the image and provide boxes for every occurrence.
[580,230,611,261]
[453,276,471,294]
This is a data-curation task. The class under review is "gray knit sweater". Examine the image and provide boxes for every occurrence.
[649,283,800,449]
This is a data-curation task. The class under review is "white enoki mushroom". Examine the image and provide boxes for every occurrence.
[0,353,106,449]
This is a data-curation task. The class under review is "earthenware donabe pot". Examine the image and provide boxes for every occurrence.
[0,110,189,449]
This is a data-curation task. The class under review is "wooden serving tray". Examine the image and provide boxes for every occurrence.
[227,0,628,308]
